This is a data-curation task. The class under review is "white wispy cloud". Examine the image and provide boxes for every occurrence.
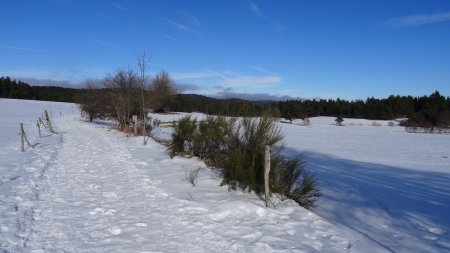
[111,2,130,13]
[180,12,201,25]
[383,11,450,29]
[247,1,285,33]
[249,1,268,18]
[167,19,205,37]
[0,44,43,52]
[0,67,108,82]
[248,65,277,76]
[172,69,225,80]
[213,91,295,101]
[221,75,281,88]
[172,69,282,91]
[161,34,186,44]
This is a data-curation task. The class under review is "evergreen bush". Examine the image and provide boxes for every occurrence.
[335,116,344,126]
[168,116,197,157]
[270,156,321,209]
[169,116,321,209]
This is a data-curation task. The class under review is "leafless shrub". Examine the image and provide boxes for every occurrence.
[103,69,141,131]
[147,71,177,112]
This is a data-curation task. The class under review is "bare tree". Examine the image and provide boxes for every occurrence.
[103,69,141,131]
[148,71,177,112]
[78,80,108,122]
[137,51,151,144]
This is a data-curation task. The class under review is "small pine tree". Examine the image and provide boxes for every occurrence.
[335,116,344,126]
[168,116,197,157]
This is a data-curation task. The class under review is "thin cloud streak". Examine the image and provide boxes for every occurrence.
[172,70,223,80]
[161,34,186,44]
[221,75,281,89]
[172,69,281,89]
[248,65,277,76]
[214,91,296,101]
[1,67,108,82]
[248,1,284,33]
[0,44,43,52]
[111,2,131,13]
[383,11,450,29]
[167,19,205,37]
[180,12,201,25]
[249,1,268,18]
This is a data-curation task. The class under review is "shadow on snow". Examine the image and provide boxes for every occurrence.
[283,147,450,252]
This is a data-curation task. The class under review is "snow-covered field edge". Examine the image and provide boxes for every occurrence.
[1,99,449,252]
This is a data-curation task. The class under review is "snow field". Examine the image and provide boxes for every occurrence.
[281,117,450,252]
[1,100,381,252]
[149,113,450,253]
[2,100,449,252]
[0,99,75,251]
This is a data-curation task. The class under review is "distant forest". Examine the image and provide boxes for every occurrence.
[169,92,450,128]
[1,76,449,128]
[0,76,80,102]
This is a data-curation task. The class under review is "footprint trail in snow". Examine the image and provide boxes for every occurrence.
[22,116,382,253]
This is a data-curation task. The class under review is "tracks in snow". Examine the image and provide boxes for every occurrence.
[26,120,173,252]
[22,118,370,253]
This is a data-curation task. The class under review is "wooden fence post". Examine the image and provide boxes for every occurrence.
[44,110,54,133]
[20,123,32,152]
[20,123,25,152]
[264,145,274,208]
[37,120,41,137]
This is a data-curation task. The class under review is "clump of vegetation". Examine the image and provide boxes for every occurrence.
[400,91,450,133]
[169,116,197,157]
[169,116,321,209]
[193,116,235,165]
[270,156,321,209]
[335,116,344,126]
[220,117,284,194]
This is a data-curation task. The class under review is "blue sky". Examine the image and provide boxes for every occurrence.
[1,0,450,100]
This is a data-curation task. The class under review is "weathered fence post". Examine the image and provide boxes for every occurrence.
[36,120,41,137]
[20,123,25,152]
[44,110,54,133]
[264,145,274,208]
[20,123,32,152]
[133,115,138,136]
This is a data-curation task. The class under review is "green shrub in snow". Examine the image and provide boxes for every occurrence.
[168,116,197,157]
[169,115,321,209]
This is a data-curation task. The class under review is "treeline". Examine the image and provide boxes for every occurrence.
[278,91,450,128]
[0,76,80,102]
[169,91,450,128]
[169,94,280,117]
[3,75,449,128]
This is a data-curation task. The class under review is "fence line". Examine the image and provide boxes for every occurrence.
[20,109,57,152]
[20,123,32,152]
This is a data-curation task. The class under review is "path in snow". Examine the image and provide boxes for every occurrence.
[21,116,377,253]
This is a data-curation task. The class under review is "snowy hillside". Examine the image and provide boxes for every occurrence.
[1,99,449,252]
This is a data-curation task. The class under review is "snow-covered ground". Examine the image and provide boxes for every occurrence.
[281,118,450,253]
[149,113,450,253]
[1,99,449,252]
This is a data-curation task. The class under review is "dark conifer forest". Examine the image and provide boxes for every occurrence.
[1,76,449,128]
[0,76,80,102]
